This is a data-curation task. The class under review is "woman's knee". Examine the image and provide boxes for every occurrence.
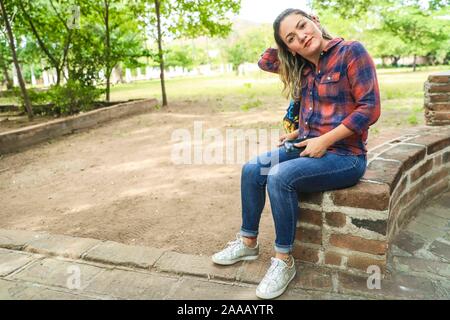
[267,165,290,190]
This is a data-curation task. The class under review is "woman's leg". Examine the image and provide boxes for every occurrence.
[266,153,367,254]
[240,147,300,240]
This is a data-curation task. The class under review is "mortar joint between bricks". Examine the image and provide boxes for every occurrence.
[374,157,403,164]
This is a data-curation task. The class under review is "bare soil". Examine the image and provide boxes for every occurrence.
[0,98,417,261]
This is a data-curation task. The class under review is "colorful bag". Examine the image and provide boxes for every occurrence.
[283,99,300,133]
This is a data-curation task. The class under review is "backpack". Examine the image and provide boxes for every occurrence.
[283,99,300,133]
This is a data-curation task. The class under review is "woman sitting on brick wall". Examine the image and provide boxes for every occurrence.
[212,8,381,299]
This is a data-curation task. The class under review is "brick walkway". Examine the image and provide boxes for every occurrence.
[0,190,449,300]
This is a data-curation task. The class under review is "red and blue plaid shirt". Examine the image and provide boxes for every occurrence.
[258,38,381,156]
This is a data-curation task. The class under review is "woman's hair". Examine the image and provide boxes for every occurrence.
[273,9,333,100]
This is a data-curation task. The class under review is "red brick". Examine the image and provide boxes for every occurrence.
[324,251,342,266]
[423,168,448,190]
[363,160,403,193]
[434,154,443,167]
[444,151,450,163]
[428,83,450,93]
[378,144,426,172]
[424,178,449,200]
[329,234,387,255]
[409,135,450,155]
[295,227,322,245]
[331,181,390,211]
[406,182,424,203]
[410,159,433,182]
[428,73,450,83]
[292,245,319,263]
[325,212,347,228]
[299,208,322,226]
[346,255,386,273]
[391,176,408,207]
[429,94,450,103]
[425,103,450,112]
[433,112,450,121]
[298,192,323,205]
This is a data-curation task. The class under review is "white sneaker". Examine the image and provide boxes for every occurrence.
[212,233,259,265]
[256,257,296,299]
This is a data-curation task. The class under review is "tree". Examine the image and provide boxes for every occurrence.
[0,34,13,89]
[19,0,75,85]
[77,0,148,101]
[225,25,273,74]
[0,0,33,119]
[313,0,450,70]
[364,29,408,66]
[382,4,449,71]
[138,0,241,106]
[312,0,382,19]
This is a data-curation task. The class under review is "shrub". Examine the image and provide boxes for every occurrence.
[48,81,103,115]
[20,81,104,116]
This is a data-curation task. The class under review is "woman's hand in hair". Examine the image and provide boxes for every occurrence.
[295,136,332,158]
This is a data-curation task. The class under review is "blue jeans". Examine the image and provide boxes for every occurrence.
[240,147,367,254]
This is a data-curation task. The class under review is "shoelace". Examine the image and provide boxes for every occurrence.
[263,258,288,286]
[223,234,242,254]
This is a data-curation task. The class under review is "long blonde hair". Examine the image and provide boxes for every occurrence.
[273,9,333,100]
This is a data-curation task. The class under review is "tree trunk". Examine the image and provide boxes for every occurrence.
[104,0,111,102]
[0,0,33,120]
[1,61,13,90]
[155,0,167,106]
[391,56,400,67]
[19,1,61,87]
[413,54,417,72]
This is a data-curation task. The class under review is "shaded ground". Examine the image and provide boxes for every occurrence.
[0,98,427,261]
[388,189,450,296]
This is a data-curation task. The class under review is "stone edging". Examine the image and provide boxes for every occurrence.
[1,229,441,299]
[0,98,158,155]
[293,126,450,275]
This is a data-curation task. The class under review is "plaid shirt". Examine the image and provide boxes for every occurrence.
[258,38,381,156]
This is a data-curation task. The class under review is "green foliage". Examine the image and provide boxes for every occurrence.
[382,4,449,61]
[20,81,103,116]
[313,0,383,19]
[49,81,103,115]
[225,25,273,71]
[314,0,450,64]
[165,44,208,70]
[407,113,418,125]
[240,98,262,111]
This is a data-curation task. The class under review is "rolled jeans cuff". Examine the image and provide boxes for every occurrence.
[240,228,258,238]
[274,244,292,254]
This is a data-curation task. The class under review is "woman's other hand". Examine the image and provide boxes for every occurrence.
[295,136,332,158]
[277,130,299,147]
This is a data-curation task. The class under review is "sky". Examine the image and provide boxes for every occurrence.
[236,0,312,23]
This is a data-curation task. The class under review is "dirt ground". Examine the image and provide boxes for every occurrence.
[0,98,415,261]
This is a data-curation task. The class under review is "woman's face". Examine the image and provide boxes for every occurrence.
[279,13,324,59]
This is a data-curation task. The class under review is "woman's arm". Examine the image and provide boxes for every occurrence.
[340,42,381,136]
[295,42,380,158]
[258,48,280,74]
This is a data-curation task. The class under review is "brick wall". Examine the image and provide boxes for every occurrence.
[425,71,450,125]
[293,128,450,275]
[0,99,158,155]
